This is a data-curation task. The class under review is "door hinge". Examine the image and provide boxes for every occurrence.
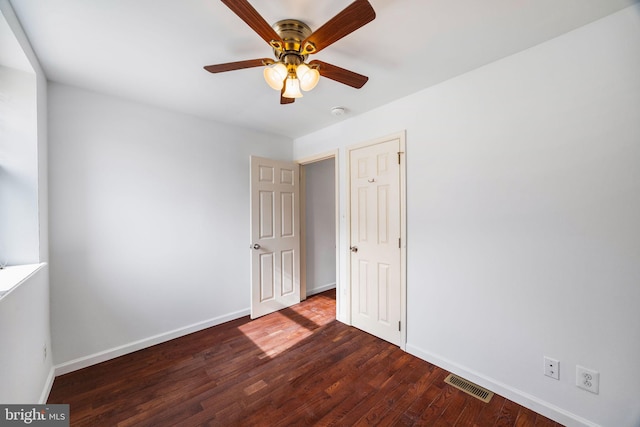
[398,152,401,164]
[398,321,401,331]
[399,237,401,248]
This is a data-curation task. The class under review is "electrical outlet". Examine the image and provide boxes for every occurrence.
[544,356,559,380]
[576,365,599,394]
[43,344,47,362]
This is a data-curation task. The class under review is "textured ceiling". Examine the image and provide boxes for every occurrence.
[6,0,638,138]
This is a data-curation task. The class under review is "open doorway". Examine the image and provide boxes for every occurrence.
[299,152,338,305]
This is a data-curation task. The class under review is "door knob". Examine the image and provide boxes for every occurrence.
[350,246,358,253]
[252,243,261,250]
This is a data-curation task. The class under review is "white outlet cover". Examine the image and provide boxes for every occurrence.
[576,365,600,394]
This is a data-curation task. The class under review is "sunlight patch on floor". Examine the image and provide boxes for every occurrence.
[237,299,334,358]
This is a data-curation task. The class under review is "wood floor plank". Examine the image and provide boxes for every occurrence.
[368,360,441,426]
[534,414,564,427]
[495,399,521,427]
[452,395,486,426]
[351,357,428,426]
[433,389,470,426]
[47,290,564,427]
[401,368,449,423]
[515,406,539,427]
[473,394,507,427]
[413,382,457,426]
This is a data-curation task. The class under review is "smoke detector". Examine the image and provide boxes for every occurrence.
[330,106,346,116]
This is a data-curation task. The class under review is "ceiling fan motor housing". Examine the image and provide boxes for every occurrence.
[271,19,313,63]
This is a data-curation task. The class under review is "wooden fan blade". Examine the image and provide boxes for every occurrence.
[204,58,272,73]
[280,95,295,105]
[302,0,375,54]
[310,60,368,88]
[220,0,283,47]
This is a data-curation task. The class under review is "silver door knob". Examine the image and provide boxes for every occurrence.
[252,243,261,250]
[350,246,358,253]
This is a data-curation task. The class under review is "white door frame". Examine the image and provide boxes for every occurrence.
[297,150,340,306]
[346,131,407,349]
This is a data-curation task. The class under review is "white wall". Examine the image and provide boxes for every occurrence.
[0,265,53,403]
[293,5,640,427]
[48,83,292,371]
[304,158,336,296]
[0,0,52,404]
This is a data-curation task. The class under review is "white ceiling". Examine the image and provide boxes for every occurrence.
[6,0,638,138]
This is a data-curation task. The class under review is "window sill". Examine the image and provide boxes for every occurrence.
[0,263,46,300]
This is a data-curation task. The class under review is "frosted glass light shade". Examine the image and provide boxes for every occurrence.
[297,64,320,91]
[282,77,303,98]
[263,63,287,90]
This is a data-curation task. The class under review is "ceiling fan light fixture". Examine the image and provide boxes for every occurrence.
[208,0,376,103]
[283,76,303,98]
[263,62,288,90]
[296,63,320,91]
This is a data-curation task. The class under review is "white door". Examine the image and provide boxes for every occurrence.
[349,138,402,345]
[250,156,301,319]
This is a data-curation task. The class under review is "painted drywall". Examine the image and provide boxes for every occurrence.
[0,0,52,404]
[293,5,640,427]
[304,158,336,296]
[0,265,53,403]
[48,83,292,370]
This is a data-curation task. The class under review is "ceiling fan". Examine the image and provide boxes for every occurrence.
[204,0,376,104]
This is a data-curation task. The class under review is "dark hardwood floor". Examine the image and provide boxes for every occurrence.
[48,290,563,426]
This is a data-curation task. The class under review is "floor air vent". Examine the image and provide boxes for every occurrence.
[444,374,494,403]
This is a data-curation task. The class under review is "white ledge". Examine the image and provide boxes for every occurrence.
[0,263,46,299]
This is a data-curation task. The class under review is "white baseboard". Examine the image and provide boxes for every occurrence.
[39,366,56,404]
[405,343,598,427]
[306,282,336,297]
[54,308,250,376]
